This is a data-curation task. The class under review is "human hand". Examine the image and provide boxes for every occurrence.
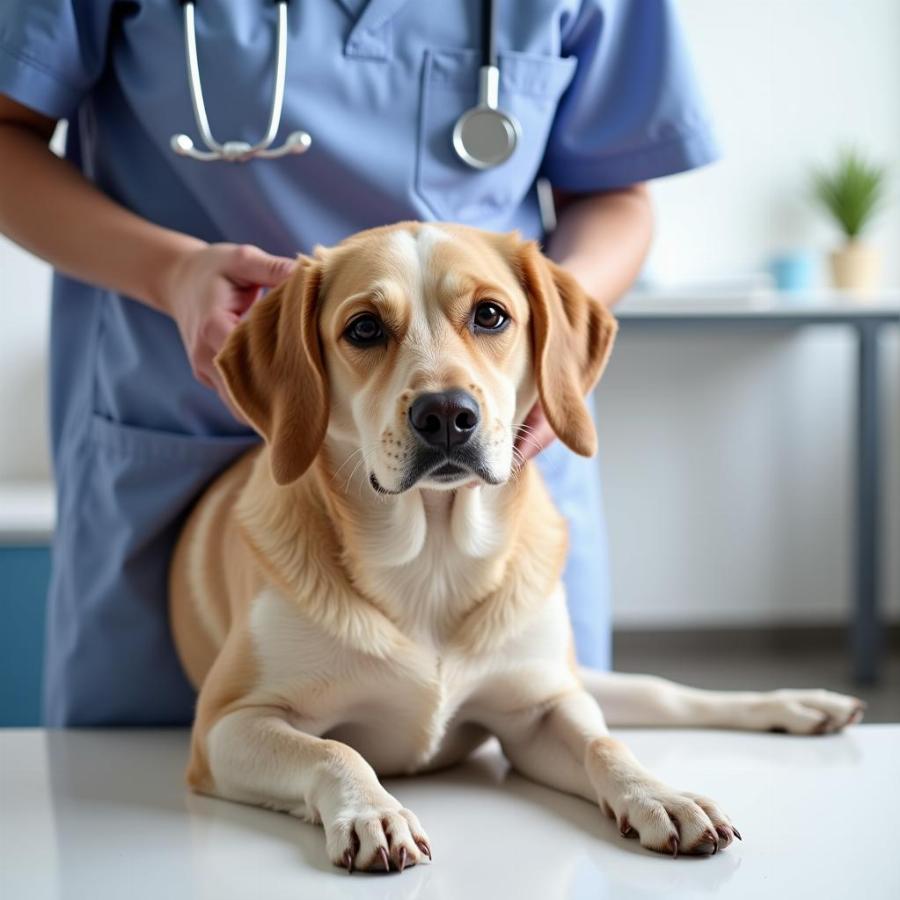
[515,402,557,467]
[160,243,296,419]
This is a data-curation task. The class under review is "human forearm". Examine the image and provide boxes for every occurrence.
[0,112,204,312]
[547,184,654,308]
[514,184,653,460]
[0,96,296,416]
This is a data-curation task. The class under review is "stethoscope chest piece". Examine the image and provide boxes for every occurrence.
[452,65,521,170]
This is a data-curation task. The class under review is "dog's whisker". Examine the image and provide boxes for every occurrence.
[342,456,366,494]
[515,436,543,453]
[342,445,379,496]
[514,424,544,446]
[513,427,543,445]
[332,447,365,483]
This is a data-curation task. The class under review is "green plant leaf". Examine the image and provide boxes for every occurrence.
[812,148,889,239]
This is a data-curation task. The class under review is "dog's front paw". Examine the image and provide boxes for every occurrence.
[752,689,866,734]
[602,784,739,857]
[325,801,431,873]
[588,737,738,857]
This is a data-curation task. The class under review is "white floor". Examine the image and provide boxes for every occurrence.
[2,726,897,899]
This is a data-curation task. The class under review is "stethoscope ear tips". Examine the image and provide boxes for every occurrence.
[170,129,310,161]
[173,0,310,163]
[171,133,195,156]
[284,131,312,152]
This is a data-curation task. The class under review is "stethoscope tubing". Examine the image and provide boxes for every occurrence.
[171,0,311,162]
[481,0,497,68]
[171,0,516,169]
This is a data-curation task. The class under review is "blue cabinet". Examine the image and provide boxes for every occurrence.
[0,546,50,726]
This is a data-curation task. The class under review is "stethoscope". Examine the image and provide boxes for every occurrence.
[171,0,311,161]
[451,0,521,169]
[171,0,520,169]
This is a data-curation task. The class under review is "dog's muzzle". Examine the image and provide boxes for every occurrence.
[369,389,499,493]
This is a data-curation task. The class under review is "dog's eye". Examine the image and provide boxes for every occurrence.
[344,313,385,347]
[473,301,508,332]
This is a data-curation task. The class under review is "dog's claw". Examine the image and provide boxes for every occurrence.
[398,847,408,872]
[813,716,832,734]
[669,835,679,859]
[416,839,432,860]
[690,831,719,856]
[378,847,390,872]
[733,827,742,841]
[342,849,354,874]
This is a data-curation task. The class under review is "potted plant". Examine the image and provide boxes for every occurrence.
[812,148,888,294]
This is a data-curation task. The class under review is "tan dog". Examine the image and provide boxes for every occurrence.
[170,222,864,873]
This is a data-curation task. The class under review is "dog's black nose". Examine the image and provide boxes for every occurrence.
[409,390,480,450]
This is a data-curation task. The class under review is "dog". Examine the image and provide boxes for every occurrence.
[169,222,865,873]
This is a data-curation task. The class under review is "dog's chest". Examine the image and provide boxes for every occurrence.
[247,588,497,774]
[322,655,492,774]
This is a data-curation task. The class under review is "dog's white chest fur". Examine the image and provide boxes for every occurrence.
[248,588,496,774]
[239,484,575,776]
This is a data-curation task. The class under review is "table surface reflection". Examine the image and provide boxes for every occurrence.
[2,725,898,900]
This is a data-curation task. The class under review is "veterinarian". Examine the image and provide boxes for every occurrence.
[0,0,717,726]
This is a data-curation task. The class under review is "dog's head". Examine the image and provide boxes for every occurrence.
[216,223,617,491]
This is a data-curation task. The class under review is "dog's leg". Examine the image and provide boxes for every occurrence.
[579,669,865,734]
[198,707,430,872]
[495,690,737,857]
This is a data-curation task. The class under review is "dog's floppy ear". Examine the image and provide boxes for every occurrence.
[215,256,327,486]
[517,241,617,457]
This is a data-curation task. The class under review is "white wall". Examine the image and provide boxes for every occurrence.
[0,124,61,482]
[647,0,900,288]
[600,0,900,627]
[0,0,897,627]
[0,236,51,481]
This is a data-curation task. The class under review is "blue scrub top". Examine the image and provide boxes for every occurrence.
[0,0,718,726]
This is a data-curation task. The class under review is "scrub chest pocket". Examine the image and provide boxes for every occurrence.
[416,49,577,220]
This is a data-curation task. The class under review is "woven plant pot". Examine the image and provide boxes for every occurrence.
[829,241,881,295]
